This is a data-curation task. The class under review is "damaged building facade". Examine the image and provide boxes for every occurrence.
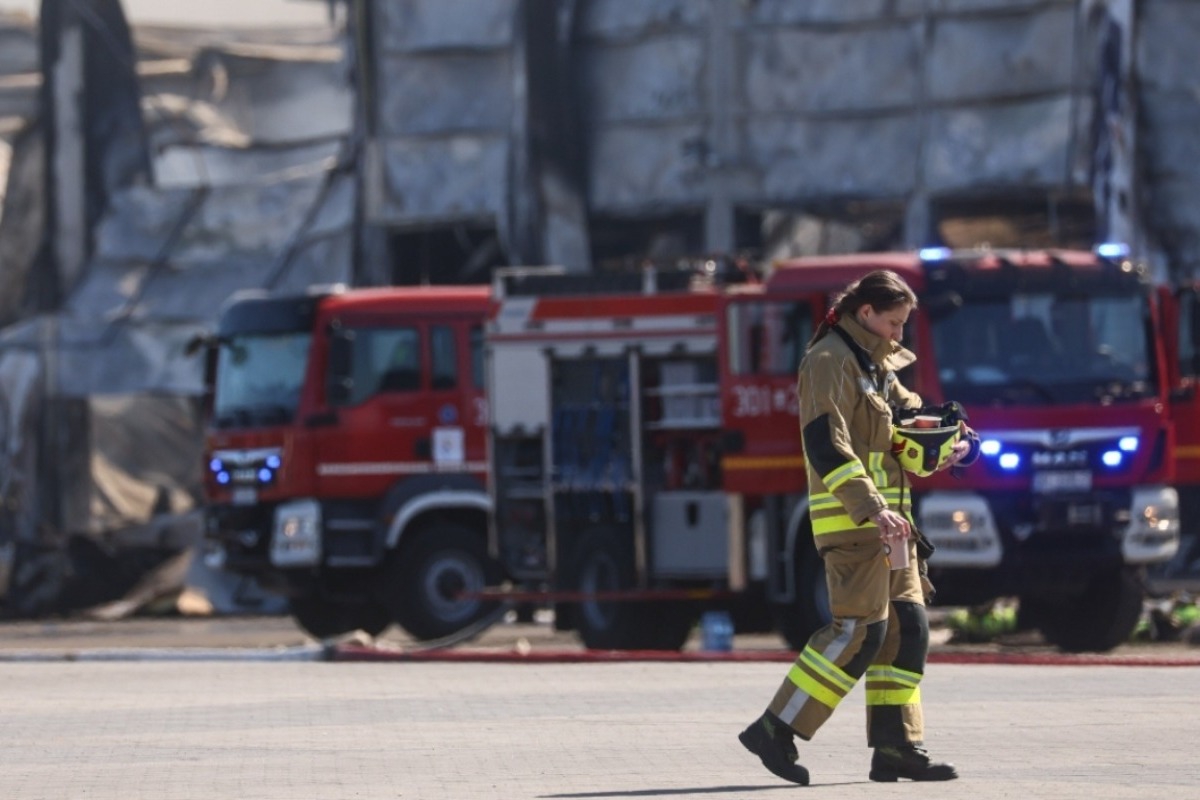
[0,0,1198,614]
[359,0,1200,281]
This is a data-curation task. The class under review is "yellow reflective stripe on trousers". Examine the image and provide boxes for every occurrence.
[786,646,856,709]
[822,461,867,491]
[864,665,923,706]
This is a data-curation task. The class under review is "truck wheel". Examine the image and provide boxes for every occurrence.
[771,525,831,651]
[376,523,499,641]
[1036,566,1144,653]
[289,594,391,640]
[570,529,692,650]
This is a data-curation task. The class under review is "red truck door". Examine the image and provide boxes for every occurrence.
[312,315,486,500]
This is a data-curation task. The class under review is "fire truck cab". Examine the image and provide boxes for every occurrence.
[201,285,498,640]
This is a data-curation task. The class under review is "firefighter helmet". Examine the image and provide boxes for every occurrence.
[891,424,961,477]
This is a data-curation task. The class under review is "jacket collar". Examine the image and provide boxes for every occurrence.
[836,314,916,372]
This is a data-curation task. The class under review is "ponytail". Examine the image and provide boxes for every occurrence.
[805,269,917,352]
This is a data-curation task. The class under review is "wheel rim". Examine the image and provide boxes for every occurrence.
[421,551,484,624]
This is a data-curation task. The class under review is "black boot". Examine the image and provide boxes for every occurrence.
[738,712,810,786]
[869,745,958,782]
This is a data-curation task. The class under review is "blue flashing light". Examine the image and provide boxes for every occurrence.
[980,439,1002,457]
[266,454,282,469]
[258,468,274,483]
[1118,436,1138,452]
[1096,242,1130,258]
[998,453,1021,470]
[216,471,231,485]
[1102,450,1123,468]
[209,458,224,473]
[919,247,952,262]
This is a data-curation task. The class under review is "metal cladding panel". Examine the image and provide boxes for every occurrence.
[746,0,926,24]
[927,8,1077,103]
[924,97,1080,192]
[579,0,708,38]
[749,115,921,199]
[377,0,516,53]
[588,123,708,211]
[742,27,920,114]
[376,136,508,222]
[582,35,705,124]
[1140,0,1200,277]
[377,53,512,136]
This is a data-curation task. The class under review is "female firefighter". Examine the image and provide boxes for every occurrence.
[738,269,979,785]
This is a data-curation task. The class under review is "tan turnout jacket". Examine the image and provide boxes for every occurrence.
[798,315,922,549]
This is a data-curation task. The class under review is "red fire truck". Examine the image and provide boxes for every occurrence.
[486,249,1189,652]
[723,248,1187,652]
[199,285,499,640]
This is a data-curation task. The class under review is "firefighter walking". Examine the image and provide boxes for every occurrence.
[739,270,979,785]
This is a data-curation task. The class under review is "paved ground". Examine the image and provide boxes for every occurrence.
[1,612,1197,664]
[0,656,1195,800]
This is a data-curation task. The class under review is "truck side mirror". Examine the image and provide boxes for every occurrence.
[327,328,355,406]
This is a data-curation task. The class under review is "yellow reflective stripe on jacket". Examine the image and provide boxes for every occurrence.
[822,460,867,491]
[786,646,857,709]
[809,493,843,512]
[869,452,887,489]
[812,511,877,536]
[864,665,923,706]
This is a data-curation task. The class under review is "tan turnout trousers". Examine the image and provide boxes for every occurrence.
[767,535,926,746]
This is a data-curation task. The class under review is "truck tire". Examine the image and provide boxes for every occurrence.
[376,523,499,641]
[771,524,831,652]
[289,593,391,640]
[1035,566,1144,653]
[569,529,694,651]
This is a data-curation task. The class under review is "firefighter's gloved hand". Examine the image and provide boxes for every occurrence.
[935,437,972,472]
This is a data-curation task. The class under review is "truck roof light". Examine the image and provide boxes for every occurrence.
[1095,242,1129,258]
[919,247,952,262]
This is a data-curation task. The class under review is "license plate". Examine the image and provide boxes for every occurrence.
[231,487,258,506]
[1032,470,1092,494]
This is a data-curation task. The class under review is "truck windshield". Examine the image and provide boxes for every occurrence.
[931,292,1154,405]
[213,332,312,427]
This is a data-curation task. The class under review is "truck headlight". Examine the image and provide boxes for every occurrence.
[918,492,1002,568]
[1122,486,1179,564]
[270,499,322,567]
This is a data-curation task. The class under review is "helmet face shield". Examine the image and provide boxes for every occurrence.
[891,425,961,476]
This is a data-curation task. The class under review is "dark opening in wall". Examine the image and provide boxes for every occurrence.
[932,192,1095,250]
[588,212,704,272]
[387,224,508,285]
[740,201,907,262]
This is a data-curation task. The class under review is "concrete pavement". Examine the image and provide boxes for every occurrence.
[0,658,1195,799]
